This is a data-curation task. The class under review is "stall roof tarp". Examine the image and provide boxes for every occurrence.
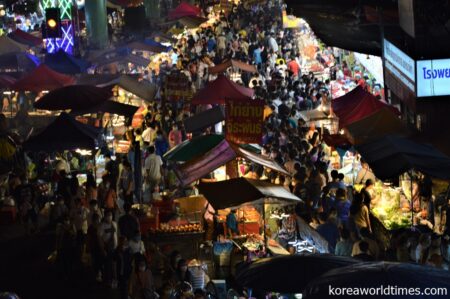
[303,261,450,299]
[23,112,102,152]
[178,15,208,28]
[94,52,151,68]
[44,50,91,74]
[208,59,258,74]
[299,109,329,122]
[144,39,171,52]
[192,74,254,105]
[148,32,177,43]
[0,74,17,89]
[236,254,358,293]
[174,141,290,186]
[183,106,225,133]
[101,75,157,101]
[175,139,237,186]
[322,134,353,150]
[164,134,225,162]
[70,100,139,117]
[0,36,28,55]
[8,29,43,47]
[75,74,123,86]
[345,107,410,145]
[168,2,201,20]
[34,85,112,111]
[11,64,75,92]
[332,86,399,128]
[355,135,450,180]
[198,178,302,210]
[125,41,168,54]
[0,52,40,72]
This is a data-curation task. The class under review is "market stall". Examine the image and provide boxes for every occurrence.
[198,177,302,257]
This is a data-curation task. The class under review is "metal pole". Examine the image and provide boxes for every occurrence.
[410,171,414,227]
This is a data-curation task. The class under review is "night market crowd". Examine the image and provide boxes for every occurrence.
[1,1,450,299]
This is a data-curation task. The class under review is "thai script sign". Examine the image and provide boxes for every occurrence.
[226,98,264,144]
[417,59,450,97]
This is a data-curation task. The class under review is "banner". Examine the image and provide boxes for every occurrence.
[226,98,264,144]
[164,72,193,101]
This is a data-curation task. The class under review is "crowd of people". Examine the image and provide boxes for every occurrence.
[1,0,450,298]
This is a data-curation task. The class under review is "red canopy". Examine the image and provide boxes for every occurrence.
[8,29,43,47]
[192,74,254,105]
[332,85,399,129]
[168,2,201,20]
[11,64,75,92]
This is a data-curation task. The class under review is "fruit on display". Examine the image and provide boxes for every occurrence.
[152,223,202,234]
[371,185,412,230]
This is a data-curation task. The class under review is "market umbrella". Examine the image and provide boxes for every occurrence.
[34,85,112,111]
[303,262,450,299]
[191,74,254,105]
[168,2,201,20]
[23,112,103,152]
[236,254,359,293]
[0,52,40,72]
[198,177,302,210]
[126,41,169,54]
[178,16,208,28]
[70,100,139,117]
[100,75,157,101]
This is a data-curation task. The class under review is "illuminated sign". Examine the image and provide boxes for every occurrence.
[383,39,415,92]
[417,59,450,97]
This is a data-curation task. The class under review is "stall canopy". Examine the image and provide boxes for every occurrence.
[23,113,103,152]
[208,59,258,75]
[192,74,254,105]
[34,85,112,111]
[168,2,201,20]
[148,32,177,43]
[355,135,450,180]
[0,74,17,89]
[345,107,410,145]
[178,16,208,28]
[100,75,157,101]
[75,74,123,86]
[0,36,28,55]
[298,109,329,122]
[322,134,353,149]
[90,47,151,68]
[303,262,450,299]
[71,100,139,117]
[8,29,43,47]
[44,50,91,74]
[183,106,225,133]
[236,254,358,293]
[125,41,169,54]
[165,134,289,182]
[164,134,225,162]
[0,52,40,72]
[198,178,302,210]
[332,86,399,128]
[11,64,75,92]
[144,39,172,52]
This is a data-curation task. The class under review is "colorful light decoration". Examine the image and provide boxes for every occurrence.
[41,0,74,54]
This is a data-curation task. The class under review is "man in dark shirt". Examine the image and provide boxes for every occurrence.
[118,202,140,240]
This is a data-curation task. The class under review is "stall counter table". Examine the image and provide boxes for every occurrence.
[147,231,205,258]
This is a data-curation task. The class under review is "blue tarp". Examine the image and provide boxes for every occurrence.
[45,50,91,74]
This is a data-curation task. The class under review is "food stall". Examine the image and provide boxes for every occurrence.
[134,195,205,257]
[198,178,303,258]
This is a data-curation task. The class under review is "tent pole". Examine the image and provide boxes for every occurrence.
[263,202,267,251]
